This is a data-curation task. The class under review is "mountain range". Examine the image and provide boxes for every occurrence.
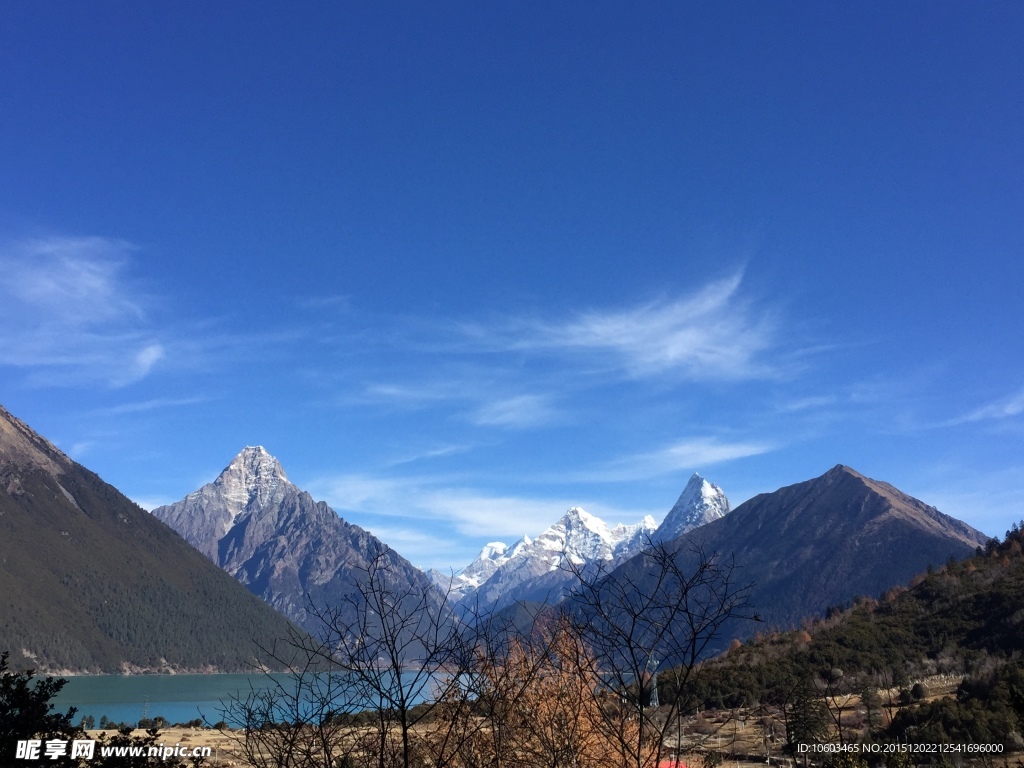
[0,405,299,673]
[0,401,993,673]
[434,473,732,611]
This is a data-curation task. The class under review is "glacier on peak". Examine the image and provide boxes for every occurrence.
[480,542,508,558]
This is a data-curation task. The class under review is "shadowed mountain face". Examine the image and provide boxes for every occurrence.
[613,465,988,637]
[0,405,300,673]
[153,447,438,636]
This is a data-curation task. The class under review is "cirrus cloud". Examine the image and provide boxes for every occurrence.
[0,236,164,387]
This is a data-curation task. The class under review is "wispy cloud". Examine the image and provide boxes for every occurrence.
[362,381,467,407]
[571,437,774,483]
[913,463,1024,537]
[470,394,558,429]
[484,271,778,380]
[6,236,143,323]
[352,273,778,432]
[69,440,97,458]
[0,237,163,386]
[777,395,839,413]
[363,380,563,431]
[951,387,1024,425]
[382,443,476,468]
[89,396,209,417]
[296,294,352,311]
[0,235,302,388]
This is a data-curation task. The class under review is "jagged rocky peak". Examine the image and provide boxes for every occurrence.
[155,445,436,637]
[214,445,291,508]
[157,445,296,559]
[654,472,731,543]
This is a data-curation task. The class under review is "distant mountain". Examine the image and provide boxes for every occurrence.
[436,474,731,611]
[612,464,988,636]
[0,405,300,674]
[446,507,656,612]
[653,472,730,543]
[153,447,436,636]
[429,541,511,603]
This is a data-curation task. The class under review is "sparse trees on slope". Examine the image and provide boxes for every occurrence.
[221,537,756,768]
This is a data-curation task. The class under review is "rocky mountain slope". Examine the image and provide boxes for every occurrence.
[0,405,300,673]
[153,447,436,635]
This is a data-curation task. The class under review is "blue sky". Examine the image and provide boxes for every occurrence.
[1,3,1022,570]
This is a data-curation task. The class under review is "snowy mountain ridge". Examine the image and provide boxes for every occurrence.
[462,506,657,609]
[432,473,730,609]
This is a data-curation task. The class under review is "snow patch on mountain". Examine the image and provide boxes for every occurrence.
[190,444,292,540]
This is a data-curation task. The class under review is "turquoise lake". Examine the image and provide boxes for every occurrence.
[53,672,428,728]
[53,674,296,727]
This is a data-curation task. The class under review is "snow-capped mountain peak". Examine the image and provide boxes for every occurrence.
[460,506,658,609]
[654,472,730,543]
[478,542,508,560]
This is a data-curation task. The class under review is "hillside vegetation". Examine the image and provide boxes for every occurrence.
[680,523,1024,750]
